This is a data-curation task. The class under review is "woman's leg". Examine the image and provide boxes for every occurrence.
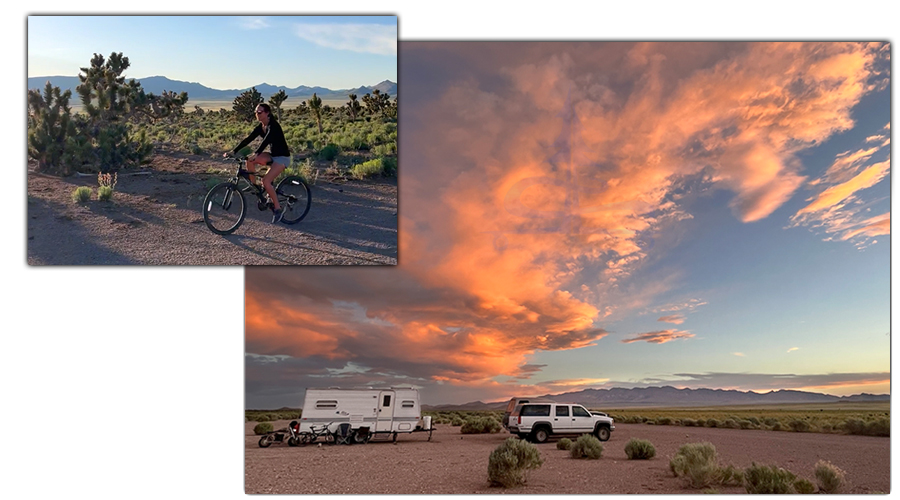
[263,161,286,211]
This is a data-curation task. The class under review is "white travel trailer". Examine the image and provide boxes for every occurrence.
[299,387,433,441]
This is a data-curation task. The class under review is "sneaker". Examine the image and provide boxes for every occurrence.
[271,208,284,224]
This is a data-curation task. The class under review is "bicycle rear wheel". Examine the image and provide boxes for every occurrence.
[203,182,246,235]
[276,176,311,224]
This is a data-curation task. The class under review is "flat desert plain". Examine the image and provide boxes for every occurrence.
[244,421,889,494]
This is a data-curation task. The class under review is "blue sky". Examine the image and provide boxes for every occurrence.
[28,16,397,90]
[246,42,890,408]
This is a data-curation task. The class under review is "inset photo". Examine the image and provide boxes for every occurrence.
[27,15,397,265]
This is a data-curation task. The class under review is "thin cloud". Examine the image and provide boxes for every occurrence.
[239,17,270,30]
[787,347,799,353]
[733,352,745,357]
[657,314,685,324]
[292,23,396,56]
[622,329,694,344]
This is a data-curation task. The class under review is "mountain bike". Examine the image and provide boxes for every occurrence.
[202,153,311,235]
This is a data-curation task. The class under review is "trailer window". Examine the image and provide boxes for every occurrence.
[401,400,415,408]
[315,400,338,409]
[382,395,392,407]
[521,404,551,417]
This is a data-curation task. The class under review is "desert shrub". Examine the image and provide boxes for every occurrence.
[350,158,386,180]
[451,416,465,426]
[253,423,274,435]
[747,416,761,426]
[487,437,544,488]
[98,186,114,201]
[718,464,744,486]
[318,143,340,161]
[670,442,720,488]
[771,421,783,431]
[682,418,697,427]
[656,417,673,425]
[794,478,816,494]
[814,460,845,494]
[461,417,501,434]
[72,186,92,203]
[743,462,797,494]
[624,438,656,460]
[722,418,740,429]
[556,438,572,450]
[570,434,603,459]
[843,418,889,437]
[738,419,753,429]
[789,419,811,432]
[763,417,779,427]
[706,419,720,428]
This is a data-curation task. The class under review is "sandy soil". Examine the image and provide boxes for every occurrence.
[26,149,397,265]
[244,421,889,494]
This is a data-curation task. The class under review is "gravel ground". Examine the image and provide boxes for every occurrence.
[244,421,889,494]
[26,150,397,265]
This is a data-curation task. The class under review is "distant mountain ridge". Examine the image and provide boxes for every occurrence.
[422,386,890,411]
[27,75,397,102]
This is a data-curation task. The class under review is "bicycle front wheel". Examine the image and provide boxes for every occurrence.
[203,182,246,235]
[276,176,311,224]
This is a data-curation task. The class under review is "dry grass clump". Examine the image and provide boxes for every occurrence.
[556,438,572,450]
[488,438,544,488]
[814,460,845,494]
[670,442,742,489]
[570,434,603,459]
[743,462,798,494]
[624,438,656,460]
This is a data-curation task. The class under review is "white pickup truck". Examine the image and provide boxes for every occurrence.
[507,402,614,443]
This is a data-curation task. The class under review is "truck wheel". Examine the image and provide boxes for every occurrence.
[532,427,550,443]
[595,426,610,441]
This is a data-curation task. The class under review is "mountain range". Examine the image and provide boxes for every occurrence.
[422,386,890,411]
[27,75,397,102]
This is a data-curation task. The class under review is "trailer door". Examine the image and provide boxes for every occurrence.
[376,390,396,432]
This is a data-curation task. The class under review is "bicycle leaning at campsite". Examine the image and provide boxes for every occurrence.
[202,151,311,235]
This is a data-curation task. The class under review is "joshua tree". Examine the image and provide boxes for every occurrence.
[27,82,75,174]
[308,93,323,134]
[346,93,361,120]
[233,87,264,122]
[268,89,288,120]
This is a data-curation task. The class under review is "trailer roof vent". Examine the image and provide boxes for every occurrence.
[401,400,415,408]
[315,400,338,409]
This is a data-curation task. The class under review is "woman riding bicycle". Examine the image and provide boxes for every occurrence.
[226,103,291,223]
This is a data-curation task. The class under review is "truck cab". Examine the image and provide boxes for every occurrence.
[507,402,614,443]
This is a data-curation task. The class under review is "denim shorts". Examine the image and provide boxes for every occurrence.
[270,156,291,168]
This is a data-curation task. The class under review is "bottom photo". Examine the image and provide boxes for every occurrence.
[245,40,889,494]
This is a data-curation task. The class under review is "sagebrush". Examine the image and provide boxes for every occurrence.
[624,438,656,459]
[570,434,603,459]
[488,437,544,488]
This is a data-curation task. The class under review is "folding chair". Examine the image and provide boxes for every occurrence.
[335,423,353,445]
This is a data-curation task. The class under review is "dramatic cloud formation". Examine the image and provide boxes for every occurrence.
[247,42,889,407]
[292,23,397,55]
[789,123,891,247]
[657,314,685,324]
[621,329,695,344]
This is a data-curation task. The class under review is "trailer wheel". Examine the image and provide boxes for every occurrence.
[392,432,398,443]
[258,436,271,448]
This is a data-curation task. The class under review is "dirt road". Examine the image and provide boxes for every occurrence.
[244,421,889,494]
[26,151,397,265]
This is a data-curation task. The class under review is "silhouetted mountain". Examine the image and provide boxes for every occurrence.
[426,386,890,411]
[27,75,398,102]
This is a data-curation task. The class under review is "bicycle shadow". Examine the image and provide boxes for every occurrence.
[267,181,397,261]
